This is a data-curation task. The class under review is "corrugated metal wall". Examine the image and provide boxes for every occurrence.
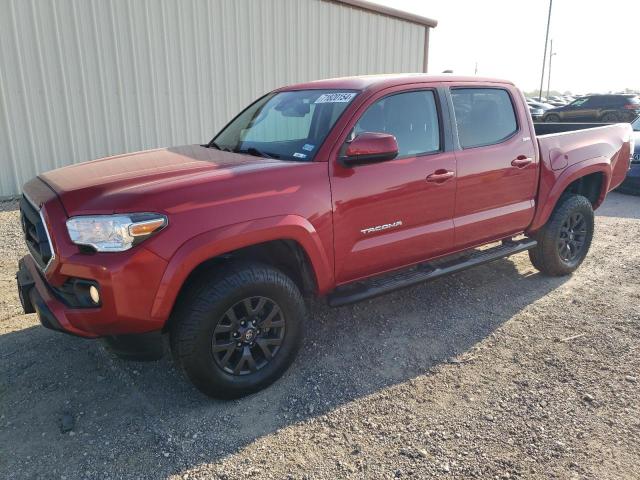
[0,0,427,198]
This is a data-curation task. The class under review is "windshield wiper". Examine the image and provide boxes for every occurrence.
[235,147,280,159]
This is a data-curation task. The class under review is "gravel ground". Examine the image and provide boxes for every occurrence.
[0,193,638,480]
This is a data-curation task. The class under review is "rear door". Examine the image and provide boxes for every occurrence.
[571,97,600,121]
[449,85,538,249]
[330,85,457,284]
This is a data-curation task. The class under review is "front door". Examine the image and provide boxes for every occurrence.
[564,97,594,121]
[330,87,456,284]
[450,86,538,249]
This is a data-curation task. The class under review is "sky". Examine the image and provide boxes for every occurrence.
[370,0,639,94]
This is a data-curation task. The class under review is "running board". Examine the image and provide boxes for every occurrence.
[327,238,537,307]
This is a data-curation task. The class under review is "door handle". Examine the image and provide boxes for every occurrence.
[426,170,455,183]
[511,155,533,168]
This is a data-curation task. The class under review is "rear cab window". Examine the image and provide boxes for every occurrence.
[451,88,518,149]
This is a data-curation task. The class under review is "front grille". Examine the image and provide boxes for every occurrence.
[20,195,54,270]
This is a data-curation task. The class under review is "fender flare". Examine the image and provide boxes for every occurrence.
[150,215,333,321]
[527,158,611,233]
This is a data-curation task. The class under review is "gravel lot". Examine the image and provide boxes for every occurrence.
[1,193,639,480]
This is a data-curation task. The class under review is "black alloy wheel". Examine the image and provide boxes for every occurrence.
[212,296,285,375]
[557,212,587,265]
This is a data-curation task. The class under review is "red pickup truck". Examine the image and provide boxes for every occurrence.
[16,75,633,398]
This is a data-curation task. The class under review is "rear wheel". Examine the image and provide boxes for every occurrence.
[602,112,619,122]
[529,194,594,276]
[170,263,305,399]
[545,113,560,122]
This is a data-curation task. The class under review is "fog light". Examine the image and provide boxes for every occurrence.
[89,285,100,305]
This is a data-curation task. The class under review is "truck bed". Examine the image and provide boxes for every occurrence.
[534,122,631,187]
[527,121,632,233]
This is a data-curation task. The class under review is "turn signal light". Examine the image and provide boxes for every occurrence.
[128,218,167,237]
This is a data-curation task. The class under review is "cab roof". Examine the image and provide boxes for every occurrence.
[278,73,515,93]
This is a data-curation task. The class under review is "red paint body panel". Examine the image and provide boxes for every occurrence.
[19,74,633,337]
[452,84,538,249]
[528,123,632,232]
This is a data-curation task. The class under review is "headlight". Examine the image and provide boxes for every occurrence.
[66,213,167,252]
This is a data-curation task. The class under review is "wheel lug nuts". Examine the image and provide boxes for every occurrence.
[233,332,239,338]
[236,342,242,347]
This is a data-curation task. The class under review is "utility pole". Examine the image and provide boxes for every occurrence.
[538,0,553,101]
[546,39,556,99]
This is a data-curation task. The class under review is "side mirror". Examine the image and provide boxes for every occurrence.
[340,132,399,167]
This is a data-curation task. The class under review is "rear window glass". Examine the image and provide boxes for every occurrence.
[451,88,518,149]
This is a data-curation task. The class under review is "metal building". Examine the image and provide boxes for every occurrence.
[0,0,436,198]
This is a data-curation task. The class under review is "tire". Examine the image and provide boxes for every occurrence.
[602,112,618,122]
[545,113,560,122]
[170,262,305,399]
[529,194,594,276]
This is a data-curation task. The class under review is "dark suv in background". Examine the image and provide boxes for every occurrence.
[543,94,640,123]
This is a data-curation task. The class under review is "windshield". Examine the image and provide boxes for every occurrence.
[211,89,359,161]
[632,116,640,131]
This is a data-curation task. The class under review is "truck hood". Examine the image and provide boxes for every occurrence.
[39,145,301,215]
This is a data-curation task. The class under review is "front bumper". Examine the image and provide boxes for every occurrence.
[17,256,97,337]
[17,248,169,337]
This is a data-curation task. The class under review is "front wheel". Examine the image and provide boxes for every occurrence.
[170,263,305,399]
[545,113,561,122]
[529,194,594,276]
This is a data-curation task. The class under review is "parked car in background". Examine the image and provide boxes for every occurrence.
[543,94,640,123]
[527,99,555,111]
[529,106,545,121]
[618,116,640,194]
[548,96,568,106]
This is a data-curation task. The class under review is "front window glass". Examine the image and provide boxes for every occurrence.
[212,90,358,161]
[632,116,640,131]
[570,98,589,107]
[351,90,440,157]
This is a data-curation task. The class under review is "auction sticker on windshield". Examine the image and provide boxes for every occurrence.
[315,92,357,104]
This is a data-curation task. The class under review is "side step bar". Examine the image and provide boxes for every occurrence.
[327,238,537,307]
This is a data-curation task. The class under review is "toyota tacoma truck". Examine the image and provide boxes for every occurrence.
[16,75,634,398]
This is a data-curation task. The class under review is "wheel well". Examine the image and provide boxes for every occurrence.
[562,172,604,207]
[166,240,318,330]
